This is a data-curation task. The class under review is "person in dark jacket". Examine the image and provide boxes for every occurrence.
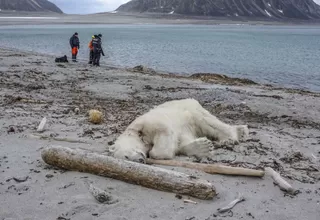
[69,32,80,62]
[92,34,105,66]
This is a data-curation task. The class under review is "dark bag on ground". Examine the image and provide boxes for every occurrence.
[55,55,68,63]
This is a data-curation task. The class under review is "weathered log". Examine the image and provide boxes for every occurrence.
[265,167,298,195]
[41,146,216,200]
[147,159,265,177]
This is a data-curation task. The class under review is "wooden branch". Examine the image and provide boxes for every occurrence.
[146,159,265,177]
[265,167,298,195]
[29,134,92,144]
[217,193,245,213]
[41,146,216,200]
[37,117,47,132]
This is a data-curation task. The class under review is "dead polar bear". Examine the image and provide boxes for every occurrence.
[110,99,249,163]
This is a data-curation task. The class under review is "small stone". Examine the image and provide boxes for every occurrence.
[74,108,80,115]
[144,85,152,90]
[45,174,54,178]
[89,184,119,204]
[62,109,70,114]
[7,127,15,133]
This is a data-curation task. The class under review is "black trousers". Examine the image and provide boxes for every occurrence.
[92,51,101,66]
[89,50,94,64]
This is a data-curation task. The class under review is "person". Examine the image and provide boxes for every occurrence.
[92,34,105,66]
[69,32,80,62]
[88,35,96,64]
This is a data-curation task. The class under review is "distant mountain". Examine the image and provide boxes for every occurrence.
[0,0,63,13]
[117,0,320,20]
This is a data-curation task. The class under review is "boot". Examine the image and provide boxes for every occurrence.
[72,55,77,62]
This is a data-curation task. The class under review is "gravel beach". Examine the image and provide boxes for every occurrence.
[0,48,319,220]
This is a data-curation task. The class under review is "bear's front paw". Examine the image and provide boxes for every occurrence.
[218,139,239,146]
[236,125,249,142]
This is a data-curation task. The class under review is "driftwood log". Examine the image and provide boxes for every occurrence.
[41,146,216,200]
[265,167,298,195]
[147,159,265,177]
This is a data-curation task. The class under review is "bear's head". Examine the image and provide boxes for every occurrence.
[109,134,147,164]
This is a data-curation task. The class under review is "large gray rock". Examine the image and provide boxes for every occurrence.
[0,0,63,13]
[117,0,320,20]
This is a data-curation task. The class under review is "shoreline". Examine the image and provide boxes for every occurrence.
[1,12,320,26]
[2,46,319,95]
[0,48,320,219]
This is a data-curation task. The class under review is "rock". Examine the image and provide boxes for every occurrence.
[144,85,153,90]
[132,65,145,72]
[74,107,80,115]
[7,127,15,134]
[89,184,119,204]
[45,174,54,178]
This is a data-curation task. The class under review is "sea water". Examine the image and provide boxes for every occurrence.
[0,24,319,91]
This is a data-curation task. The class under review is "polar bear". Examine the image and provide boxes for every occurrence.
[110,99,249,163]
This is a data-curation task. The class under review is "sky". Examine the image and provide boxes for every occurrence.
[51,0,320,14]
[50,0,131,14]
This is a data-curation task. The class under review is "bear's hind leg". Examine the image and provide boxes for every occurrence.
[179,137,213,159]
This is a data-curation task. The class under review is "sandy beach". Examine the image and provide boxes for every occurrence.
[0,48,319,220]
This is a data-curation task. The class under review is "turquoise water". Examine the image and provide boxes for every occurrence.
[0,24,320,91]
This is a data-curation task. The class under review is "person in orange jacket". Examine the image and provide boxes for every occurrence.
[88,35,96,64]
[69,32,80,62]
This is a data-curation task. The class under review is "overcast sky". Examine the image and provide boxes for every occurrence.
[50,0,131,14]
[51,0,320,14]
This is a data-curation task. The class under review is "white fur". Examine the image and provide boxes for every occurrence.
[110,99,249,163]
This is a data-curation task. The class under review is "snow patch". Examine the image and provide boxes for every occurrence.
[313,0,320,6]
[110,11,118,14]
[268,3,271,7]
[30,0,42,8]
[235,13,239,17]
[265,10,272,17]
[169,11,174,14]
[278,9,283,13]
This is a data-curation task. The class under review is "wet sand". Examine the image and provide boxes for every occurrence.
[0,48,319,220]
